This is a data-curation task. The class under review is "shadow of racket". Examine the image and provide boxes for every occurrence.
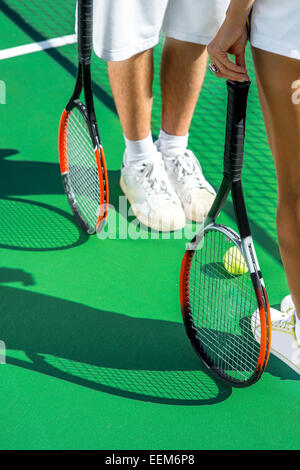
[1,283,231,405]
[0,197,88,251]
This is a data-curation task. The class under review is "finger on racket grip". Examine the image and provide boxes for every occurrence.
[213,58,249,82]
[219,52,247,74]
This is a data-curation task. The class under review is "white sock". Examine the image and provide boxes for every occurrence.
[123,132,156,166]
[158,129,189,156]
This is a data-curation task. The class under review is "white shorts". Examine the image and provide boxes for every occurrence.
[251,0,300,60]
[93,0,230,61]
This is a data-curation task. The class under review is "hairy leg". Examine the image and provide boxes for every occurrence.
[107,49,154,141]
[160,38,208,136]
[252,47,300,318]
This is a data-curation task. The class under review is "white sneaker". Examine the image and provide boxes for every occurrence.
[120,152,186,232]
[281,294,295,315]
[251,307,300,375]
[156,144,216,223]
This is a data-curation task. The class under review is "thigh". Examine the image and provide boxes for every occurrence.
[163,0,230,46]
[93,0,168,61]
[252,47,300,193]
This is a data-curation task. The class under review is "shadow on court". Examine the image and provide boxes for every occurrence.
[0,149,88,251]
[0,149,122,250]
[0,268,35,285]
[1,270,298,408]
[0,149,63,197]
[0,0,116,114]
[0,271,232,406]
[0,149,121,201]
[0,196,89,251]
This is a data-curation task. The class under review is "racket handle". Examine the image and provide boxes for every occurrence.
[78,0,93,65]
[223,80,251,182]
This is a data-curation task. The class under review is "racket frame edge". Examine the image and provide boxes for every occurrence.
[58,101,107,234]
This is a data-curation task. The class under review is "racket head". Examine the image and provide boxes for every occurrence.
[180,223,270,387]
[58,100,108,234]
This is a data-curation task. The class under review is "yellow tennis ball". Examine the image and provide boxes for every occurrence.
[223,246,248,276]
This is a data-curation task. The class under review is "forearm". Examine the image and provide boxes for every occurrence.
[226,0,256,25]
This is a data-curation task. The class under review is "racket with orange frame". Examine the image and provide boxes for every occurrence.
[180,80,271,387]
[58,0,108,234]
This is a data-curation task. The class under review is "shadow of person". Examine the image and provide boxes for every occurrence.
[0,149,121,209]
[0,149,63,197]
[0,267,35,285]
[0,281,231,406]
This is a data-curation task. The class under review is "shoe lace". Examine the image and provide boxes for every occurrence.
[167,150,209,191]
[136,159,175,203]
[272,311,295,331]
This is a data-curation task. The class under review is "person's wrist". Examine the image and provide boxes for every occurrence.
[225,5,250,27]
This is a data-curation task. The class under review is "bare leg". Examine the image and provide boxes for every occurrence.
[108,40,208,140]
[252,47,300,318]
[160,38,208,136]
[107,49,154,141]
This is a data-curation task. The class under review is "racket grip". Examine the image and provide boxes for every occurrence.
[78,0,93,65]
[223,80,251,182]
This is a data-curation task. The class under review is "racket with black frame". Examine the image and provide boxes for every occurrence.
[180,80,271,387]
[58,0,108,234]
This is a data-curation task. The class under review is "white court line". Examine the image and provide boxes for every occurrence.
[0,34,77,60]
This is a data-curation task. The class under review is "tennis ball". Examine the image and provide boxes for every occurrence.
[223,246,248,276]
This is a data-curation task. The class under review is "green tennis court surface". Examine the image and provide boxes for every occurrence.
[0,0,299,450]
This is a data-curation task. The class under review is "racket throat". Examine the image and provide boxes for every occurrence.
[83,65,96,120]
[67,65,83,110]
[207,178,230,223]
[231,180,251,239]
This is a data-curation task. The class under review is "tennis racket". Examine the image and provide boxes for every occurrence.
[58,0,108,234]
[180,80,271,387]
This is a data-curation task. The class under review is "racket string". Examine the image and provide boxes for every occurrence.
[188,229,261,382]
[66,108,101,229]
